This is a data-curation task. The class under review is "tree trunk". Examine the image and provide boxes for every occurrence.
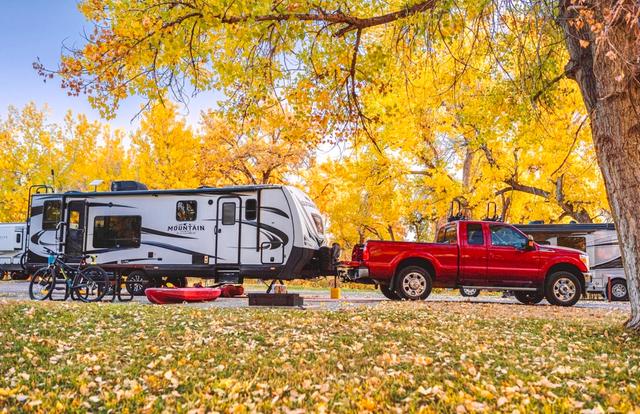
[559,0,640,330]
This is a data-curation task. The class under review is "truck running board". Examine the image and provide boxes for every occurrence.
[461,286,538,291]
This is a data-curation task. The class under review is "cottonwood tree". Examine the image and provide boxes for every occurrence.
[44,0,640,330]
[0,103,130,221]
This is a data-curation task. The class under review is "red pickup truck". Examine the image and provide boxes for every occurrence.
[339,220,591,306]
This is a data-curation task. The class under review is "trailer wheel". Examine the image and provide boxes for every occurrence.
[514,291,544,305]
[379,284,401,300]
[459,287,480,297]
[545,271,581,307]
[609,279,629,301]
[394,266,433,301]
[125,271,149,296]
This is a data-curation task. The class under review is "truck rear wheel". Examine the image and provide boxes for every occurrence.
[379,284,401,300]
[514,291,544,305]
[394,266,432,301]
[545,271,581,307]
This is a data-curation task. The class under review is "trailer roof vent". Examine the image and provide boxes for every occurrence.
[111,181,148,192]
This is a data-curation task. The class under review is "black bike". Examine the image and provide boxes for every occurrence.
[29,251,109,302]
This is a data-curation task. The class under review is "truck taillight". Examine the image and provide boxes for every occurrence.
[352,244,364,262]
[362,244,369,261]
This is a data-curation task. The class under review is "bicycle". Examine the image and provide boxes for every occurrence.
[28,250,109,302]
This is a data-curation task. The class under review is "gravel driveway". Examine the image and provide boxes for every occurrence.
[0,280,631,312]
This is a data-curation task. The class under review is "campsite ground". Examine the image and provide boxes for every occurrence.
[0,281,638,412]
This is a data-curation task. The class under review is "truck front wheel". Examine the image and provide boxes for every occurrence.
[394,266,433,301]
[545,271,581,306]
[379,284,401,300]
[514,291,544,305]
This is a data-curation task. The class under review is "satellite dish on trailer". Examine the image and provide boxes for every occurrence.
[89,179,104,192]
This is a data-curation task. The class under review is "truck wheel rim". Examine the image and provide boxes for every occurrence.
[403,272,426,296]
[552,278,576,302]
[463,288,477,296]
[612,283,627,298]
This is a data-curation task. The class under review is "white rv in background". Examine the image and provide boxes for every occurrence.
[0,223,27,279]
[26,182,337,291]
[516,223,627,301]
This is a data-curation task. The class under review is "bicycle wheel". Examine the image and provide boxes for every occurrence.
[73,266,109,302]
[29,267,54,300]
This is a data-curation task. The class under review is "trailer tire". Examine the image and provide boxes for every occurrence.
[514,291,544,305]
[609,279,629,301]
[394,266,432,301]
[379,284,401,300]
[459,287,480,297]
[125,271,149,296]
[545,271,581,307]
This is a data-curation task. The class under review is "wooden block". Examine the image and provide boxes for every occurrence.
[248,293,303,307]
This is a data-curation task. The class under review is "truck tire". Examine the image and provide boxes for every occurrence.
[394,266,433,301]
[514,291,544,305]
[609,279,629,301]
[125,270,149,296]
[459,287,480,297]
[379,284,401,300]
[545,271,581,307]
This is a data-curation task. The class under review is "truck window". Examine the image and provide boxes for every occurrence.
[490,225,527,249]
[93,216,141,248]
[43,200,62,230]
[467,224,484,245]
[437,225,457,244]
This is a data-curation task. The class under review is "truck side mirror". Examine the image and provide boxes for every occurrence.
[526,235,535,250]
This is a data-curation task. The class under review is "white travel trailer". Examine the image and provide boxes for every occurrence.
[26,182,337,290]
[0,222,27,279]
[515,223,627,301]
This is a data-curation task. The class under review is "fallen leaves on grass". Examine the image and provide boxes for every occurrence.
[0,301,638,413]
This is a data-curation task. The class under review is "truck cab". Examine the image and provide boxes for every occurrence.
[339,220,591,306]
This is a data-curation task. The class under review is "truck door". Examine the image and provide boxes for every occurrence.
[65,201,86,258]
[215,197,241,265]
[486,224,539,286]
[458,222,488,286]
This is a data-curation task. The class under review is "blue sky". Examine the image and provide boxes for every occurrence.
[0,1,216,131]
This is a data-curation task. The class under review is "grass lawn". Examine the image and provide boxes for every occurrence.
[0,301,638,413]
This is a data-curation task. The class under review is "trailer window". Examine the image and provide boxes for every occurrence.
[93,216,141,248]
[176,200,197,221]
[467,224,484,245]
[43,200,62,230]
[245,199,257,221]
[312,214,324,234]
[557,236,586,252]
[222,203,236,225]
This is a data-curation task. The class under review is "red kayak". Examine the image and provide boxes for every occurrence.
[145,287,222,304]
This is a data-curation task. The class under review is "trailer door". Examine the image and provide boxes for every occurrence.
[65,201,86,258]
[215,197,241,265]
